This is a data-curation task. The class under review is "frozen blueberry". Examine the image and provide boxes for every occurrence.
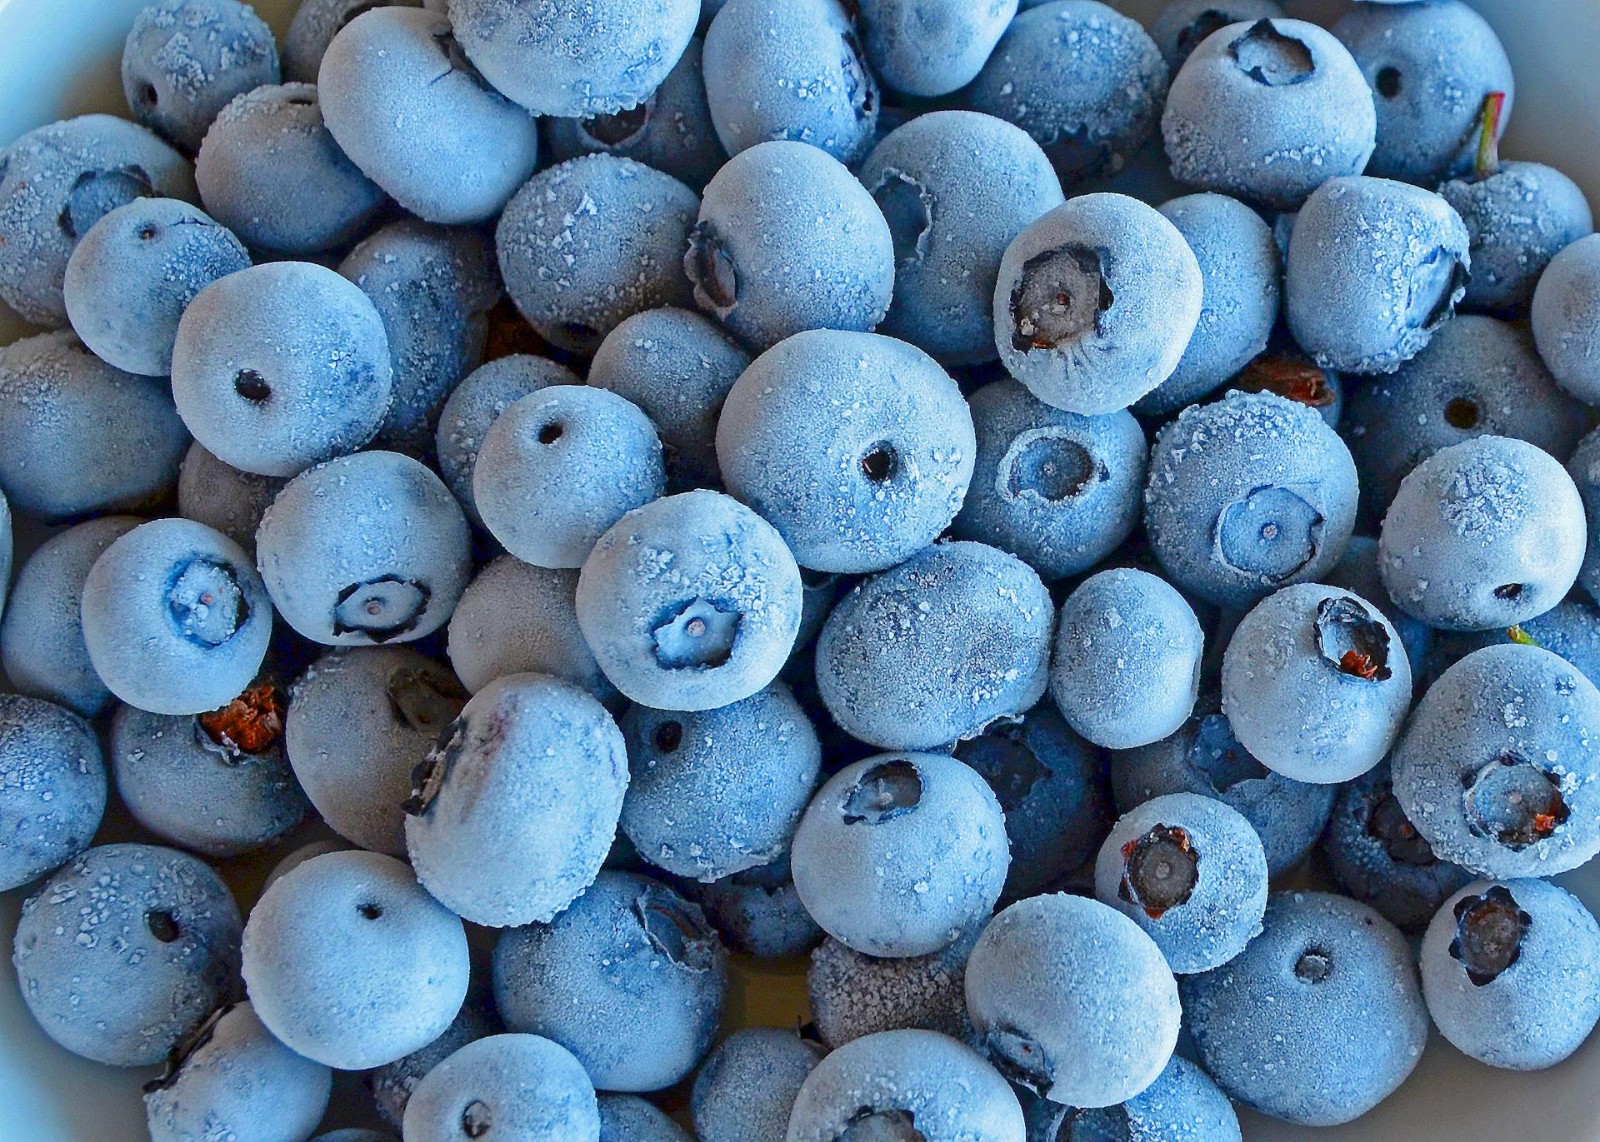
[1028,1053,1243,1141]
[792,752,1009,957]
[63,197,249,377]
[1324,760,1474,933]
[262,839,350,895]
[0,490,8,623]
[1286,176,1470,375]
[621,682,819,882]
[807,929,978,1049]
[1182,891,1427,1126]
[241,849,469,1069]
[814,541,1052,750]
[255,450,471,645]
[1148,0,1285,71]
[598,1095,691,1142]
[1052,568,1204,751]
[318,7,539,224]
[965,893,1180,1108]
[951,379,1146,582]
[1380,436,1586,631]
[1333,0,1514,185]
[369,986,501,1128]
[283,0,422,83]
[499,155,698,355]
[1144,391,1359,609]
[786,1029,1025,1142]
[0,331,188,520]
[993,193,1203,415]
[1569,427,1600,607]
[1442,161,1594,314]
[122,0,280,152]
[143,1001,331,1142]
[692,1027,824,1142]
[1224,353,1346,430]
[701,0,878,165]
[575,490,803,711]
[854,0,1014,97]
[171,261,392,477]
[81,518,272,716]
[687,854,824,960]
[401,1033,600,1142]
[12,842,243,1067]
[1391,643,1600,879]
[686,140,893,352]
[1421,878,1600,1071]
[587,307,749,490]
[0,516,141,716]
[436,354,579,525]
[176,443,285,554]
[1134,193,1280,415]
[1162,19,1375,211]
[0,695,106,892]
[1532,233,1600,404]
[195,82,385,255]
[717,330,973,573]
[968,1,1167,187]
[493,870,728,1092]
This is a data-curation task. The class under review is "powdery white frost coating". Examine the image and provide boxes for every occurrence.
[0,694,106,892]
[1532,233,1600,404]
[687,855,823,960]
[176,443,285,553]
[1026,1053,1242,1141]
[857,0,1017,98]
[401,1033,600,1142]
[1442,161,1594,313]
[691,1027,824,1142]
[964,893,1181,1109]
[807,929,978,1050]
[784,1028,1025,1142]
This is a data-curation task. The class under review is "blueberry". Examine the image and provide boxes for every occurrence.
[176,443,285,554]
[685,853,825,960]
[1568,426,1600,608]
[855,0,1015,97]
[1028,1054,1242,1141]
[1442,161,1593,313]
[0,695,106,892]
[400,1033,600,1142]
[807,929,979,1049]
[599,1095,691,1142]
[691,1027,824,1142]
[1532,233,1600,404]
[1148,0,1285,72]
[283,0,421,84]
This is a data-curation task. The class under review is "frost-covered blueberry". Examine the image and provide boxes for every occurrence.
[1028,1054,1242,1142]
[1148,0,1285,71]
[691,1027,824,1142]
[686,853,824,960]
[1442,161,1593,314]
[283,0,422,84]
[400,1033,600,1142]
[0,695,106,892]
[599,1094,690,1142]
[856,0,1016,97]
[807,929,978,1050]
[1532,233,1600,405]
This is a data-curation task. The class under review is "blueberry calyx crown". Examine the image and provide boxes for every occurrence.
[841,759,923,826]
[1010,244,1113,353]
[403,715,466,817]
[836,1107,925,1142]
[197,681,286,760]
[1232,356,1336,410]
[1449,885,1531,987]
[1462,752,1569,851]
[386,665,468,738]
[1119,823,1199,919]
[1230,20,1316,88]
[633,884,718,972]
[1364,784,1438,868]
[1315,595,1393,682]
[333,575,432,643]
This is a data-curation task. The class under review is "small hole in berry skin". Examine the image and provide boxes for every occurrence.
[135,80,158,109]
[234,369,271,403]
[1494,583,1523,601]
[358,902,383,920]
[137,225,158,241]
[146,911,181,943]
[537,422,564,445]
[861,443,897,483]
[1376,66,1402,99]
[1295,948,1333,983]
[461,1099,492,1138]
[654,720,683,753]
[1444,397,1480,430]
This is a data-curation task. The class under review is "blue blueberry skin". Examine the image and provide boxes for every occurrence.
[0,695,106,892]
[686,141,893,353]
[1323,760,1474,933]
[493,870,729,1092]
[369,985,502,1128]
[1392,644,1600,879]
[716,330,974,573]
[283,647,464,855]
[807,929,978,1049]
[1286,176,1470,375]
[121,0,280,152]
[195,82,385,256]
[621,682,820,882]
[12,842,243,1067]
[1027,1054,1243,1142]
[0,114,196,327]
[701,0,878,165]
[0,332,189,520]
[476,387,665,568]
[786,1029,1025,1142]
[1533,234,1600,404]
[1161,19,1375,212]
[176,443,285,554]
[1341,315,1588,523]
[144,1001,332,1142]
[318,7,539,224]
[954,701,1110,899]
[256,450,472,645]
[1111,704,1336,878]
[63,197,249,377]
[80,518,272,716]
[1144,391,1359,610]
[1134,193,1280,415]
[1182,891,1427,1126]
[283,0,422,83]
[545,37,727,194]
[1053,569,1205,751]
[499,155,698,355]
[992,193,1203,415]
[857,111,1065,367]
[242,849,469,1069]
[1148,0,1285,71]
[1421,878,1600,1070]
[792,752,1008,958]
[598,1095,691,1142]
[1442,162,1594,314]
[1380,436,1586,631]
[815,542,1053,750]
[588,307,750,490]
[0,516,141,716]
[171,261,392,477]
[967,1,1168,187]
[964,893,1181,1108]
[1333,0,1514,186]
[575,490,804,711]
[686,854,825,959]
[0,490,8,623]
[692,1027,824,1142]
[436,354,580,525]
[448,0,695,120]
[401,1033,600,1141]
[951,379,1146,582]
[857,0,1016,97]
[1570,428,1600,608]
